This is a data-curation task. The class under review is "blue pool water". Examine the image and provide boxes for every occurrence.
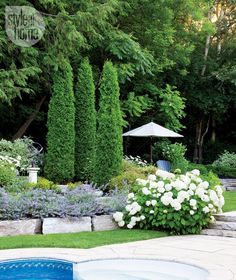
[0,259,73,280]
[0,258,208,280]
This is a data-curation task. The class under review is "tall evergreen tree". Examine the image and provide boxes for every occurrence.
[44,60,75,182]
[75,59,96,181]
[94,61,123,185]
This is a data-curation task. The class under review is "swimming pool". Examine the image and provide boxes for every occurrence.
[0,258,73,280]
[0,258,208,280]
[74,259,209,280]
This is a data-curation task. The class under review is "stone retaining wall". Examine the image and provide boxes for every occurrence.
[0,215,117,237]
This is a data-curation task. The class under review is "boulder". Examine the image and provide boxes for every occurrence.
[42,217,92,234]
[92,215,118,231]
[0,219,42,236]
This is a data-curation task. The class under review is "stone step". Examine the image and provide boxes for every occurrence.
[209,221,236,231]
[201,229,236,238]
[214,212,236,222]
[226,186,236,191]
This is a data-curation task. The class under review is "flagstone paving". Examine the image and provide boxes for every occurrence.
[0,235,235,279]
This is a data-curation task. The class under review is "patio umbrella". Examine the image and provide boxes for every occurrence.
[123,122,183,162]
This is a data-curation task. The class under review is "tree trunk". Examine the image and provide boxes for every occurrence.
[193,1,219,162]
[193,117,210,163]
[12,96,46,140]
[211,116,216,143]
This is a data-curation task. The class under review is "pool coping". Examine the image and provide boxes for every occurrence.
[0,235,235,279]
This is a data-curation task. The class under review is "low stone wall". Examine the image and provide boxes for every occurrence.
[0,215,118,237]
[42,217,92,234]
[0,219,41,237]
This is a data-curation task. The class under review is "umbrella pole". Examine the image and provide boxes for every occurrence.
[150,136,153,163]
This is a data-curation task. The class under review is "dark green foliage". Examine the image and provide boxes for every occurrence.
[94,61,123,185]
[75,59,96,181]
[44,60,75,182]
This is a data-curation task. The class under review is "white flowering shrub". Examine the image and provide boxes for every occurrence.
[0,155,18,187]
[0,137,34,171]
[0,155,20,169]
[113,169,225,234]
[124,155,148,167]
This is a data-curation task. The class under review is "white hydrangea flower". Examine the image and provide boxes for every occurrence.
[165,183,172,191]
[156,169,175,179]
[177,190,189,203]
[191,169,200,176]
[151,200,157,206]
[142,187,151,195]
[146,201,151,206]
[187,189,194,196]
[113,212,124,222]
[201,194,210,202]
[118,221,125,227]
[195,187,205,198]
[190,210,195,215]
[171,199,181,211]
[208,203,214,209]
[157,185,165,193]
[150,210,154,214]
[128,193,135,199]
[125,205,132,212]
[180,175,191,185]
[148,174,156,181]
[160,194,173,206]
[190,199,197,207]
[189,183,197,191]
[149,181,158,189]
[173,179,187,191]
[203,206,210,213]
[136,179,148,186]
[157,181,165,188]
[215,185,223,195]
[199,181,209,189]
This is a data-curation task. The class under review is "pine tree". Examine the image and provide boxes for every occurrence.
[94,61,123,185]
[75,58,96,181]
[44,60,75,182]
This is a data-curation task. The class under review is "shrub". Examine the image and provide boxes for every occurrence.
[94,61,123,185]
[0,184,125,220]
[163,143,189,172]
[113,169,224,234]
[213,150,236,168]
[109,160,157,189]
[44,60,75,182]
[102,189,127,212]
[0,137,34,172]
[0,156,17,188]
[30,177,59,192]
[75,59,96,181]
[154,141,189,172]
[124,155,148,167]
[187,163,209,175]
[212,151,236,178]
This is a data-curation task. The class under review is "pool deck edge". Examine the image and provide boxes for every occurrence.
[0,235,235,279]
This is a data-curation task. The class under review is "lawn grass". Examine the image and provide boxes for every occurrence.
[223,191,236,212]
[0,229,168,250]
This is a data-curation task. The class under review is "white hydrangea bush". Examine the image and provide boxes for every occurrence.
[0,155,20,171]
[113,169,224,234]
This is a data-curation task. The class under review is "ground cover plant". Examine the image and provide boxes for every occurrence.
[0,184,126,220]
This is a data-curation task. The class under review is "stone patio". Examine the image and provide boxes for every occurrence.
[0,235,235,279]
